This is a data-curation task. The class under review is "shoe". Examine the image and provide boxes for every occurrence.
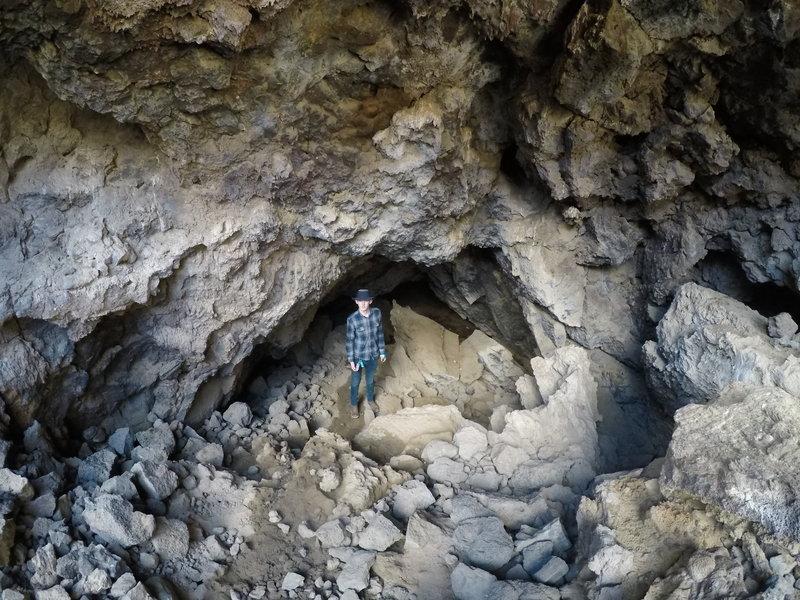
[350,404,359,419]
[368,402,380,417]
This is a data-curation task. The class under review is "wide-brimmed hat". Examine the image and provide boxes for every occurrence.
[352,288,373,301]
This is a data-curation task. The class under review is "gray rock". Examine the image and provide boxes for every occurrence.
[768,312,798,339]
[357,514,403,551]
[336,550,375,592]
[453,516,515,571]
[427,457,468,485]
[107,428,135,456]
[100,473,139,500]
[77,449,116,485]
[82,494,156,547]
[131,461,178,500]
[522,541,553,576]
[450,562,496,600]
[392,480,435,520]
[121,582,156,600]
[532,556,568,585]
[33,587,70,600]
[150,517,189,560]
[133,421,175,462]
[517,518,571,556]
[643,283,800,411]
[110,573,137,598]
[30,543,58,589]
[662,383,800,541]
[222,402,253,427]
[315,519,349,548]
[83,568,113,595]
[0,468,33,500]
[281,572,304,591]
[26,493,56,518]
[486,580,560,600]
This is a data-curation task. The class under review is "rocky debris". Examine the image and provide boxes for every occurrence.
[644,282,800,412]
[662,382,800,541]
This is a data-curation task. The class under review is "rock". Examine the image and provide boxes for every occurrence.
[0,468,33,500]
[643,283,800,411]
[427,457,468,485]
[33,586,70,600]
[392,480,435,520]
[357,514,403,551]
[662,383,800,541]
[82,494,156,547]
[30,543,58,589]
[100,473,139,500]
[133,421,175,462]
[315,519,349,548]
[336,550,375,592]
[451,562,497,600]
[110,573,137,598]
[768,312,798,339]
[281,573,304,591]
[222,402,252,427]
[522,541,553,576]
[77,449,117,486]
[121,582,156,600]
[452,516,515,571]
[131,461,179,500]
[354,405,463,464]
[83,568,113,595]
[517,518,571,556]
[532,556,568,585]
[585,526,634,586]
[373,510,455,600]
[150,517,189,560]
[453,425,489,463]
[107,428,135,456]
[421,439,460,463]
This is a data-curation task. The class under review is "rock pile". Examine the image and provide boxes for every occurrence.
[2,296,800,600]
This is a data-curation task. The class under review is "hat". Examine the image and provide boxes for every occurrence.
[352,288,373,301]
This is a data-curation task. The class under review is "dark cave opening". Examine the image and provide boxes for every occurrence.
[235,248,538,427]
[698,250,800,323]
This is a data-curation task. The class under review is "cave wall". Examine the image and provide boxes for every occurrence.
[0,0,799,431]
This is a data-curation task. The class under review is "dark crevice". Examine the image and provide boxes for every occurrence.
[698,249,800,323]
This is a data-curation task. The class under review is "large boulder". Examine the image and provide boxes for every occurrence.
[643,282,800,412]
[661,382,800,541]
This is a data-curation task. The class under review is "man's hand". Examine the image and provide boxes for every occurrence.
[350,361,358,371]
[379,354,387,363]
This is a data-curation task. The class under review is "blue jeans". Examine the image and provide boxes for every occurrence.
[350,358,377,406]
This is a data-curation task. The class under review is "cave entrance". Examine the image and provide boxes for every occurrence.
[232,248,539,452]
[698,250,800,323]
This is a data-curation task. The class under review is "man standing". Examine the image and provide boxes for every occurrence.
[345,288,386,419]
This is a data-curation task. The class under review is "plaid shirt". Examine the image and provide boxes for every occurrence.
[346,308,386,363]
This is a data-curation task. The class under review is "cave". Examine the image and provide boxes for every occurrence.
[3,1,800,599]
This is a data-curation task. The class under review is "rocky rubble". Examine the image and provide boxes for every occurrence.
[0,298,799,599]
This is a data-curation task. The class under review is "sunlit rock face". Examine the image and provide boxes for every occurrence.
[0,0,798,438]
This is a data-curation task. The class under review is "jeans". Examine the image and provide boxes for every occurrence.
[350,358,377,406]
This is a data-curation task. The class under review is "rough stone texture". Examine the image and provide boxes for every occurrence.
[1,1,800,599]
[644,283,800,412]
[662,382,800,541]
[452,516,515,571]
[82,495,156,547]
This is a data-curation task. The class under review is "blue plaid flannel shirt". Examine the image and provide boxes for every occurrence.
[346,308,386,363]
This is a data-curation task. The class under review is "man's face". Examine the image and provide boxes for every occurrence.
[356,299,372,312]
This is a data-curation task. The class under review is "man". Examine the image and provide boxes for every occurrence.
[345,288,386,419]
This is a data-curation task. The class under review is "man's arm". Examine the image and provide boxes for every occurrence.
[345,316,356,364]
[375,308,386,358]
